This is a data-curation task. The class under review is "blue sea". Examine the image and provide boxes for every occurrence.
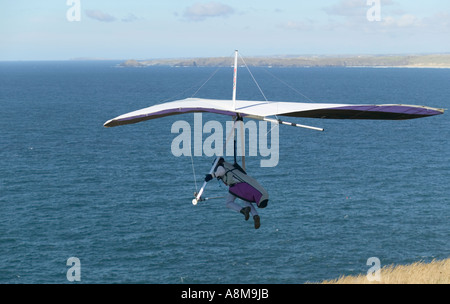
[0,61,449,284]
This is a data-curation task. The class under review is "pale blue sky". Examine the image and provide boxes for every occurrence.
[1,0,449,60]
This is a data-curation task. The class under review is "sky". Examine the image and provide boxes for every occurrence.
[1,0,449,60]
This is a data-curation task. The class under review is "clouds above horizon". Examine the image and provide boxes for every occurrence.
[84,2,236,24]
[323,0,395,17]
[85,10,139,23]
[183,2,235,21]
[85,10,116,22]
[2,1,449,60]
[279,0,449,34]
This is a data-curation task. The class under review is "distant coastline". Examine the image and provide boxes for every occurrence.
[120,54,450,68]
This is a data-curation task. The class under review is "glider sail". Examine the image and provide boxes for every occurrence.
[104,49,443,129]
[103,97,444,128]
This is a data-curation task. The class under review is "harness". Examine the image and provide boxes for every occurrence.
[214,160,269,208]
[215,162,246,186]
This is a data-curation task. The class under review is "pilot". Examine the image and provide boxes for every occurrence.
[205,157,268,229]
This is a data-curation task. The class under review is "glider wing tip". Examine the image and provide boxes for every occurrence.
[103,119,115,128]
[428,107,445,117]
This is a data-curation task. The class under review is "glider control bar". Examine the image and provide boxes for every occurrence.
[266,118,324,132]
[246,115,324,132]
[194,196,225,202]
[192,157,221,205]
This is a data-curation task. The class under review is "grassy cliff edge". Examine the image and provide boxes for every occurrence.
[320,258,450,284]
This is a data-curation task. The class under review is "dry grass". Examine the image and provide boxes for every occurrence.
[321,258,450,284]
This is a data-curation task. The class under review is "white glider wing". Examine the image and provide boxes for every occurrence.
[104,98,444,128]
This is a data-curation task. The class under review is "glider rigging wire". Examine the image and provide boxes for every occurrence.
[238,52,280,136]
[191,67,221,97]
[158,66,222,104]
[262,68,316,103]
[238,53,269,102]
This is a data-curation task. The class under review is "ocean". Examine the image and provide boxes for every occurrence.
[0,61,449,284]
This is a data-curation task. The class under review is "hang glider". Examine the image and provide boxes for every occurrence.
[103,97,444,129]
[103,50,444,205]
[104,49,443,130]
